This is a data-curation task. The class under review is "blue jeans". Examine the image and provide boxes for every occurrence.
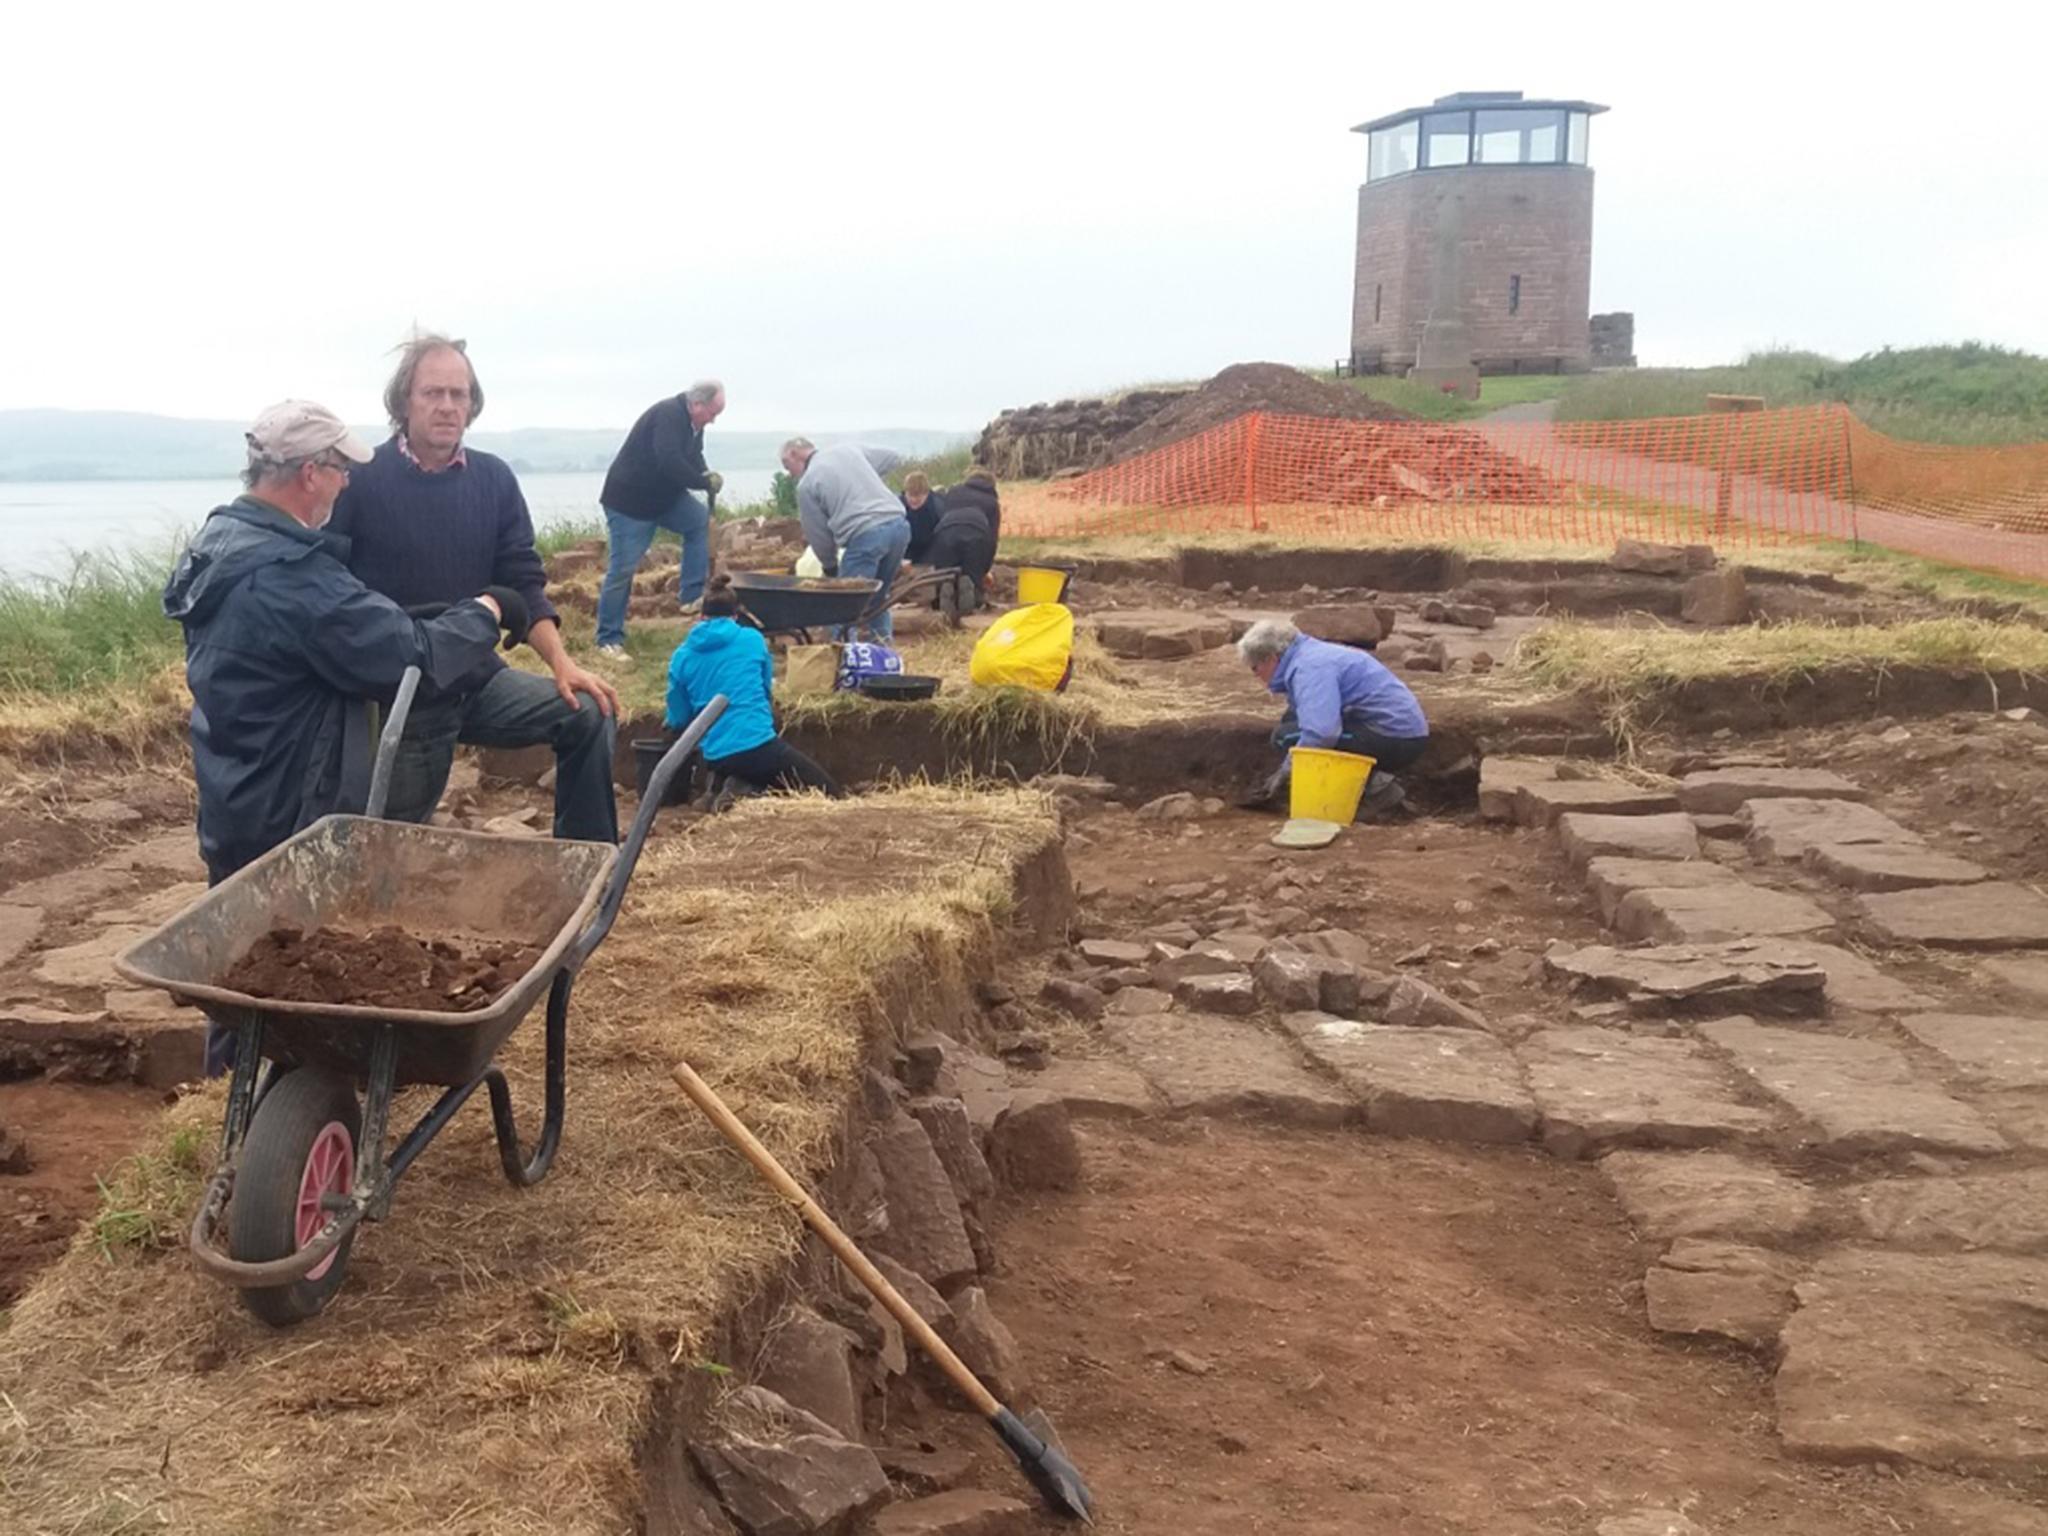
[597,493,709,646]
[836,518,911,640]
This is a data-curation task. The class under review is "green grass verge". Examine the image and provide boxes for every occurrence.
[0,549,184,699]
[1341,372,1567,422]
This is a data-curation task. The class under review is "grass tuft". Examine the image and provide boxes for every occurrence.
[89,1120,209,1259]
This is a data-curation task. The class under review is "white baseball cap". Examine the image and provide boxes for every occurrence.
[246,400,373,465]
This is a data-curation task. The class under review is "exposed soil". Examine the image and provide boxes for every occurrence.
[0,1078,166,1306]
[1105,362,1412,465]
[219,924,542,1011]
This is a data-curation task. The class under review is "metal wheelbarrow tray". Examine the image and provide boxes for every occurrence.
[113,691,726,1327]
[730,568,966,642]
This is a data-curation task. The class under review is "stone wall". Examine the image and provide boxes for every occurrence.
[970,390,1186,481]
[1590,311,1636,367]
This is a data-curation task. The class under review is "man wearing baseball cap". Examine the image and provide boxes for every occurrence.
[165,399,526,887]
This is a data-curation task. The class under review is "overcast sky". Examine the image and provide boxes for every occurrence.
[2,0,2039,434]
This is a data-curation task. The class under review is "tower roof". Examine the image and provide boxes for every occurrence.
[1352,91,1608,135]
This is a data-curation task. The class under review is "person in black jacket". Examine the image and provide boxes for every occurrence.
[901,469,942,563]
[925,470,1002,611]
[596,380,726,655]
[164,400,521,1071]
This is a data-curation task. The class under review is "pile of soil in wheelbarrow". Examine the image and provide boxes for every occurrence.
[219,924,542,1012]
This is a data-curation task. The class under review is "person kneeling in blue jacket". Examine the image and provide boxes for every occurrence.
[1237,617,1430,817]
[666,575,844,803]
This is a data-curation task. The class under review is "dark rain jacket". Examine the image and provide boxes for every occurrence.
[939,478,1001,547]
[163,497,503,882]
[600,395,713,520]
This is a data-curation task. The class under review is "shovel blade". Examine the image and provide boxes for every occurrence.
[992,1406,1096,1523]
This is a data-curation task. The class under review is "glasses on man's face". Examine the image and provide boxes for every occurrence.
[314,457,353,479]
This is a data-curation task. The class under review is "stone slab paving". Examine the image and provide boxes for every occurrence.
[1732,938,1932,1014]
[1898,1013,2048,1088]
[1101,1012,1355,1127]
[1851,1168,2048,1252]
[1544,940,1826,1013]
[1699,1017,2008,1157]
[1557,812,1702,868]
[1860,883,2048,951]
[1477,757,1559,823]
[1743,797,1924,862]
[1281,1012,1535,1145]
[1599,1149,1822,1244]
[1645,1239,1803,1350]
[1013,1058,1160,1121]
[1515,780,1680,829]
[1805,843,1989,893]
[1613,883,1835,944]
[1583,857,1744,927]
[31,924,153,990]
[1776,1249,2048,1470]
[0,903,44,970]
[1517,1025,1776,1159]
[1983,957,2048,1009]
[1677,767,1869,816]
[1911,1483,2048,1535]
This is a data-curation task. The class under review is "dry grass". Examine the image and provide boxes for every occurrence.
[0,786,1060,1536]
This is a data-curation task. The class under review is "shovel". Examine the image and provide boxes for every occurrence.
[670,1060,1097,1523]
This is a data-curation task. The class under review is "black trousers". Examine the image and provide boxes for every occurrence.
[925,526,995,584]
[706,737,845,798]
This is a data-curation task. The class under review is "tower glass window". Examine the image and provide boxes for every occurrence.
[1567,111,1590,164]
[1421,112,1472,168]
[1476,108,1564,164]
[1367,120,1418,181]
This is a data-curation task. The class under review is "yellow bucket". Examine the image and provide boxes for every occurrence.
[1016,565,1073,605]
[1289,747,1376,823]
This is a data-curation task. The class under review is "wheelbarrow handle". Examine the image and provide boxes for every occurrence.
[365,664,424,821]
[568,694,727,968]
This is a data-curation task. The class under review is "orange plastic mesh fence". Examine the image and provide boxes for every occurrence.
[1002,406,2048,580]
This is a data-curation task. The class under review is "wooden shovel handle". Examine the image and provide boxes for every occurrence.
[670,1060,1002,1418]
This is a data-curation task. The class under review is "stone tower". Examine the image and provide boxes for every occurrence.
[1349,91,1607,382]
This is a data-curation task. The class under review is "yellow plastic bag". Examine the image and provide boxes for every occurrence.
[969,603,1074,692]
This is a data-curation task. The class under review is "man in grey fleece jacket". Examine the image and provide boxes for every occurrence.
[781,438,912,640]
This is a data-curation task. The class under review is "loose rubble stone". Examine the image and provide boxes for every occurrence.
[1078,939,1148,967]
[1515,780,1681,829]
[1292,929,1373,968]
[691,1433,890,1536]
[1384,975,1488,1031]
[1583,858,1744,926]
[1519,1026,1774,1158]
[866,1111,979,1289]
[1805,842,1988,892]
[1477,757,1560,822]
[32,925,152,990]
[1545,939,1826,1013]
[927,1038,1014,1139]
[1255,949,1332,1011]
[1743,797,1922,862]
[1094,610,1233,660]
[1680,566,1750,626]
[1038,977,1105,1021]
[1558,812,1702,867]
[986,1092,1083,1191]
[1899,1013,2048,1087]
[726,1383,847,1443]
[1133,792,1224,821]
[1405,638,1449,672]
[1103,1011,1354,1126]
[940,1287,1031,1403]
[871,1253,954,1331]
[1107,987,1173,1017]
[1610,538,1697,577]
[908,1098,996,1209]
[1646,1239,1801,1350]
[1851,1167,2048,1251]
[1612,883,1834,944]
[757,1307,864,1441]
[0,904,44,970]
[1699,1017,2008,1157]
[1860,883,2048,951]
[1204,929,1270,963]
[873,1489,1034,1536]
[1152,951,1240,989]
[1601,1149,1818,1243]
[1776,1250,2048,1470]
[1444,602,1495,629]
[1283,1013,1535,1144]
[1291,604,1380,645]
[1018,1057,1157,1120]
[871,1446,975,1495]
[1676,767,1867,816]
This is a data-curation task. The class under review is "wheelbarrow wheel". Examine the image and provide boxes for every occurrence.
[229,1068,362,1327]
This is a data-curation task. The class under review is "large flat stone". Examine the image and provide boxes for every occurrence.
[1852,1168,2048,1252]
[1984,957,2048,1009]
[1613,883,1835,944]
[1898,1013,2048,1088]
[1777,1250,2048,1470]
[1805,843,1988,893]
[1518,1026,1775,1159]
[0,904,44,970]
[32,924,153,990]
[1515,780,1681,829]
[1677,768,1868,816]
[1600,1149,1820,1243]
[1557,812,1702,868]
[110,831,207,878]
[1282,1013,1534,1145]
[1103,1012,1355,1127]
[1584,858,1743,926]
[1744,798,1923,863]
[1911,1483,2048,1535]
[865,1110,979,1290]
[1544,939,1826,1014]
[1093,610,1233,660]
[1015,1057,1159,1120]
[1860,883,2048,951]
[1478,757,1560,823]
[1733,938,1930,1013]
[1645,1239,1802,1350]
[1699,1017,2007,1157]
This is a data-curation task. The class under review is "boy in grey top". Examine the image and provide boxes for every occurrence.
[781,439,912,640]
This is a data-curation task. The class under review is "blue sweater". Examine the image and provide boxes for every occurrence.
[328,439,558,648]
[665,618,778,760]
[1269,634,1428,746]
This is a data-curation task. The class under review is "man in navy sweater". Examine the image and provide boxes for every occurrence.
[330,335,622,842]
[596,380,725,656]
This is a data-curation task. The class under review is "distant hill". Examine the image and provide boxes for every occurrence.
[0,409,967,481]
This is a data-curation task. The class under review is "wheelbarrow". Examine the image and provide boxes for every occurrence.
[729,568,966,643]
[114,669,729,1326]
